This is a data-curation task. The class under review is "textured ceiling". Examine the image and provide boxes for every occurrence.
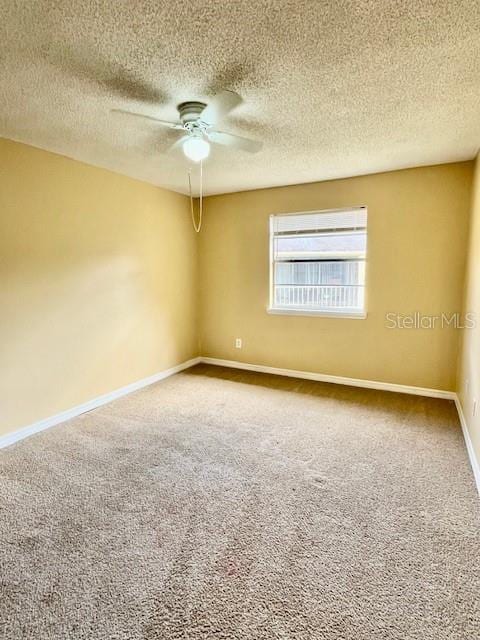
[1,1,479,195]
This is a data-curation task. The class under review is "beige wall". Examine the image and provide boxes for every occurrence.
[457,154,480,466]
[199,163,473,391]
[0,139,198,436]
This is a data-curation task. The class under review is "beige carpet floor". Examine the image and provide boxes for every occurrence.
[1,364,479,639]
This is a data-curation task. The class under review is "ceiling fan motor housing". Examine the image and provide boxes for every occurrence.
[177,101,207,126]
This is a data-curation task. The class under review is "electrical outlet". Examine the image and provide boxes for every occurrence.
[473,399,477,417]
[235,338,242,349]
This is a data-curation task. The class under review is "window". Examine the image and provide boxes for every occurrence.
[269,207,367,317]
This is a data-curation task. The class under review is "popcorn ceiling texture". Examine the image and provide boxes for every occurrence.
[0,1,479,195]
[1,365,479,639]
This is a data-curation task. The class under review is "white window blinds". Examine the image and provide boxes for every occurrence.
[270,208,367,315]
[272,208,367,235]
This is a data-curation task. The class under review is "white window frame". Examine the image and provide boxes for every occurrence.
[268,207,368,319]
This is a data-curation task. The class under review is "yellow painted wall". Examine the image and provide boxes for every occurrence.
[199,163,473,391]
[0,139,198,436]
[457,154,480,466]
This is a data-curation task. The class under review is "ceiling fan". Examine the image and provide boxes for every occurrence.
[112,90,263,162]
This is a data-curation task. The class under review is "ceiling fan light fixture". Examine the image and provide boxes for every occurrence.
[183,136,210,162]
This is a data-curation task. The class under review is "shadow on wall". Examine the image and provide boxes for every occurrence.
[1,256,182,434]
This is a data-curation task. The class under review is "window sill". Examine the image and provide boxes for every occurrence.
[267,307,367,319]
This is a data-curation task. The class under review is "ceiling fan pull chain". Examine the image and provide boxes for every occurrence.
[199,160,203,232]
[188,162,203,233]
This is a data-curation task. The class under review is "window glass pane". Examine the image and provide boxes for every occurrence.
[275,261,364,286]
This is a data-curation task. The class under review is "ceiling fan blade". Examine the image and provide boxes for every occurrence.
[201,90,243,125]
[111,109,183,129]
[165,135,190,153]
[208,130,263,153]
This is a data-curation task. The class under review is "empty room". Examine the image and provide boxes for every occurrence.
[1,2,479,638]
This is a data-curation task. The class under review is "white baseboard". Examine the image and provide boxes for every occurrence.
[454,395,480,496]
[200,357,456,399]
[0,357,201,451]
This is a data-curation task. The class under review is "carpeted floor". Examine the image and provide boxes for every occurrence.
[1,364,479,639]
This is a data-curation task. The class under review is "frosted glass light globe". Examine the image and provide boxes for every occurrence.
[183,136,210,162]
